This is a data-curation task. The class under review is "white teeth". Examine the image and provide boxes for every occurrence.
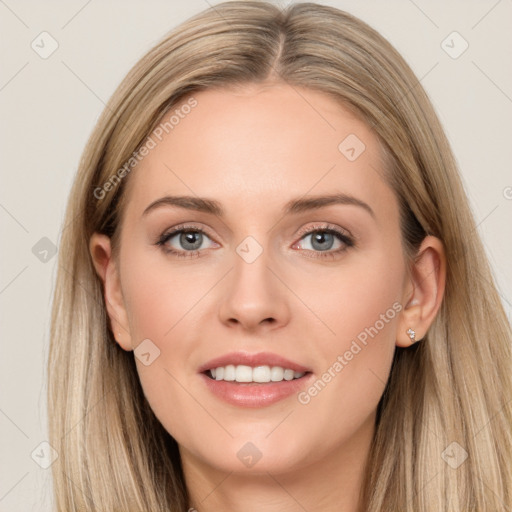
[223,364,236,381]
[283,369,294,381]
[270,366,284,381]
[235,365,253,382]
[208,365,306,383]
[253,366,271,383]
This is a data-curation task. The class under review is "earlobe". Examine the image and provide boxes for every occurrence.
[89,233,133,352]
[396,235,446,348]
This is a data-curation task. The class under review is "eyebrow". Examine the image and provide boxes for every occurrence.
[142,193,375,219]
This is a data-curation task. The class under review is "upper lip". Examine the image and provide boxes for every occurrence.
[198,351,311,374]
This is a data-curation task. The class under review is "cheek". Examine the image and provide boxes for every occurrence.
[294,248,404,422]
[120,249,212,340]
[301,242,405,350]
[118,251,218,430]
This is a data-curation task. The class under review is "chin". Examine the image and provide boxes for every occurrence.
[181,434,315,475]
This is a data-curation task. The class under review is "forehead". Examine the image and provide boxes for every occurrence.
[122,83,397,223]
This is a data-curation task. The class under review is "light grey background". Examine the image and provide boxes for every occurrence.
[1,0,511,510]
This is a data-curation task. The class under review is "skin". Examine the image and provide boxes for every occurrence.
[90,82,446,512]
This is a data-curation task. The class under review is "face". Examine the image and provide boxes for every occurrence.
[103,83,413,476]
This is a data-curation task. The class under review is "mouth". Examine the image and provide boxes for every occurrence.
[198,352,313,407]
[202,365,311,383]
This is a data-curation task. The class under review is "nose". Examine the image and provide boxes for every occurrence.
[218,244,291,333]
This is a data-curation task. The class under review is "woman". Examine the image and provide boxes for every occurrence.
[48,1,512,510]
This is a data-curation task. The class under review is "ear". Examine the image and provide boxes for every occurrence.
[396,235,446,347]
[89,233,133,352]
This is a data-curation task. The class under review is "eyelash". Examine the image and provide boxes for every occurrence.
[156,225,213,260]
[155,223,355,260]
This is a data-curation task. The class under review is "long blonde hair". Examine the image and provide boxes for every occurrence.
[48,2,512,510]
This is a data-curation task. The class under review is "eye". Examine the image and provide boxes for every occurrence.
[156,225,217,258]
[155,223,354,260]
[293,224,354,259]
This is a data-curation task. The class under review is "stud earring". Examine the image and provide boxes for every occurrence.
[406,328,416,343]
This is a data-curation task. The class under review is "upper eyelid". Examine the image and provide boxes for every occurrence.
[161,223,215,240]
[296,222,352,239]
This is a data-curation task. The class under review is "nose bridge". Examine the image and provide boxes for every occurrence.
[218,232,290,330]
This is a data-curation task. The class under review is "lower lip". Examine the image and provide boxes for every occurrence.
[199,373,313,408]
